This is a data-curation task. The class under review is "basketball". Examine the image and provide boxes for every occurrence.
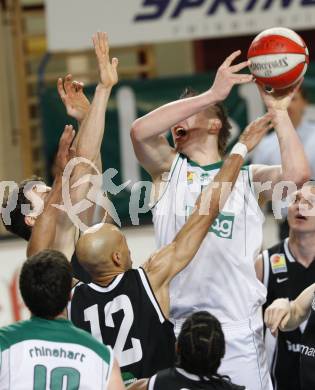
[248,27,309,89]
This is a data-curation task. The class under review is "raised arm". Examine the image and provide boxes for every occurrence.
[74,32,118,163]
[143,114,272,317]
[131,50,253,178]
[265,283,315,335]
[27,125,76,257]
[252,81,311,201]
[57,33,117,228]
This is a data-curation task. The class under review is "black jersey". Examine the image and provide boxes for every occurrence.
[300,294,315,390]
[262,238,315,390]
[148,368,245,390]
[68,268,175,384]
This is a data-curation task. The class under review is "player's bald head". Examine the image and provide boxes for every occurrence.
[76,223,131,277]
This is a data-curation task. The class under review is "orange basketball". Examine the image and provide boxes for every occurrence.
[248,27,309,89]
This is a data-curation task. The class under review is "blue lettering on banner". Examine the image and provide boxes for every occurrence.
[134,0,315,22]
[208,0,236,14]
[171,0,205,18]
[134,0,170,21]
[262,0,293,9]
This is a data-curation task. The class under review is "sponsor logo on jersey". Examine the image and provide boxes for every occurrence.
[270,254,287,274]
[187,171,195,184]
[276,277,288,284]
[200,172,210,184]
[286,340,302,353]
[210,212,235,239]
[300,344,315,358]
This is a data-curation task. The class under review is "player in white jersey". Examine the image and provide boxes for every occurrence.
[131,50,311,390]
[0,250,124,390]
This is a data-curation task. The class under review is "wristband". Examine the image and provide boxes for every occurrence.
[230,142,248,159]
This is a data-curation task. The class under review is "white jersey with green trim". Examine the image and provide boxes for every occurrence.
[0,317,113,390]
[152,153,267,323]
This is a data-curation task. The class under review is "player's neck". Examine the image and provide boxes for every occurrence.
[184,139,221,166]
[288,233,315,267]
[92,270,124,286]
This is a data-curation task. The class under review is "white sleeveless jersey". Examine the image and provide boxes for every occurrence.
[0,317,113,390]
[152,154,267,323]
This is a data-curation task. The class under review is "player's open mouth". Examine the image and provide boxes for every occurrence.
[174,127,188,141]
[296,213,307,221]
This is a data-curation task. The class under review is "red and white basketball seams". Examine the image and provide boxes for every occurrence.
[248,27,309,89]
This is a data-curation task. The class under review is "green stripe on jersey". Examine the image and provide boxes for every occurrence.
[186,156,224,171]
[0,317,111,364]
[185,154,251,174]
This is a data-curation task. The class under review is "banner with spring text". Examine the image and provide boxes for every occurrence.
[45,0,315,51]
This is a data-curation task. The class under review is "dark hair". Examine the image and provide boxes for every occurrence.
[20,250,72,319]
[1,176,43,241]
[177,311,227,381]
[180,88,232,156]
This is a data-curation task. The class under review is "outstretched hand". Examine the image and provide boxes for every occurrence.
[210,50,253,102]
[57,75,90,122]
[93,32,118,89]
[55,124,76,175]
[239,113,273,152]
[257,78,303,111]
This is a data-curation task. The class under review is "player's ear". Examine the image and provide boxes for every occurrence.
[112,251,122,267]
[208,118,222,135]
[24,215,36,227]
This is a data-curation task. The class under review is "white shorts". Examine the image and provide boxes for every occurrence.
[173,309,273,390]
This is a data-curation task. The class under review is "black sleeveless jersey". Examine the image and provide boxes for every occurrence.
[68,268,175,384]
[300,294,315,390]
[149,368,245,390]
[262,238,315,390]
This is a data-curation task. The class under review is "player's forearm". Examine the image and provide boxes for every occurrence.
[75,84,111,162]
[281,284,315,331]
[131,89,219,142]
[272,109,311,186]
[27,175,63,256]
[281,301,307,331]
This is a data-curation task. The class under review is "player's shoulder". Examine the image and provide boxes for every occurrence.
[66,320,112,363]
[0,319,35,351]
[265,239,286,257]
[212,377,245,390]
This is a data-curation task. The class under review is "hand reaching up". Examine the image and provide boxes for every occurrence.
[92,32,118,89]
[57,74,90,123]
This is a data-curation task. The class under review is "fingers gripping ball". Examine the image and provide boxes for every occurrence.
[248,27,309,89]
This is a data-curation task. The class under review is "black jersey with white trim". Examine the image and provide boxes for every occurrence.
[69,268,175,384]
[262,238,315,390]
[148,368,245,390]
[300,294,315,390]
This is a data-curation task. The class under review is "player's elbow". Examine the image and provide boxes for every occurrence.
[130,119,147,143]
[282,166,311,189]
[299,166,312,186]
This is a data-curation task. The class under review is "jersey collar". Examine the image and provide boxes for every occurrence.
[284,238,296,263]
[181,153,224,171]
[175,367,209,382]
[88,273,124,293]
